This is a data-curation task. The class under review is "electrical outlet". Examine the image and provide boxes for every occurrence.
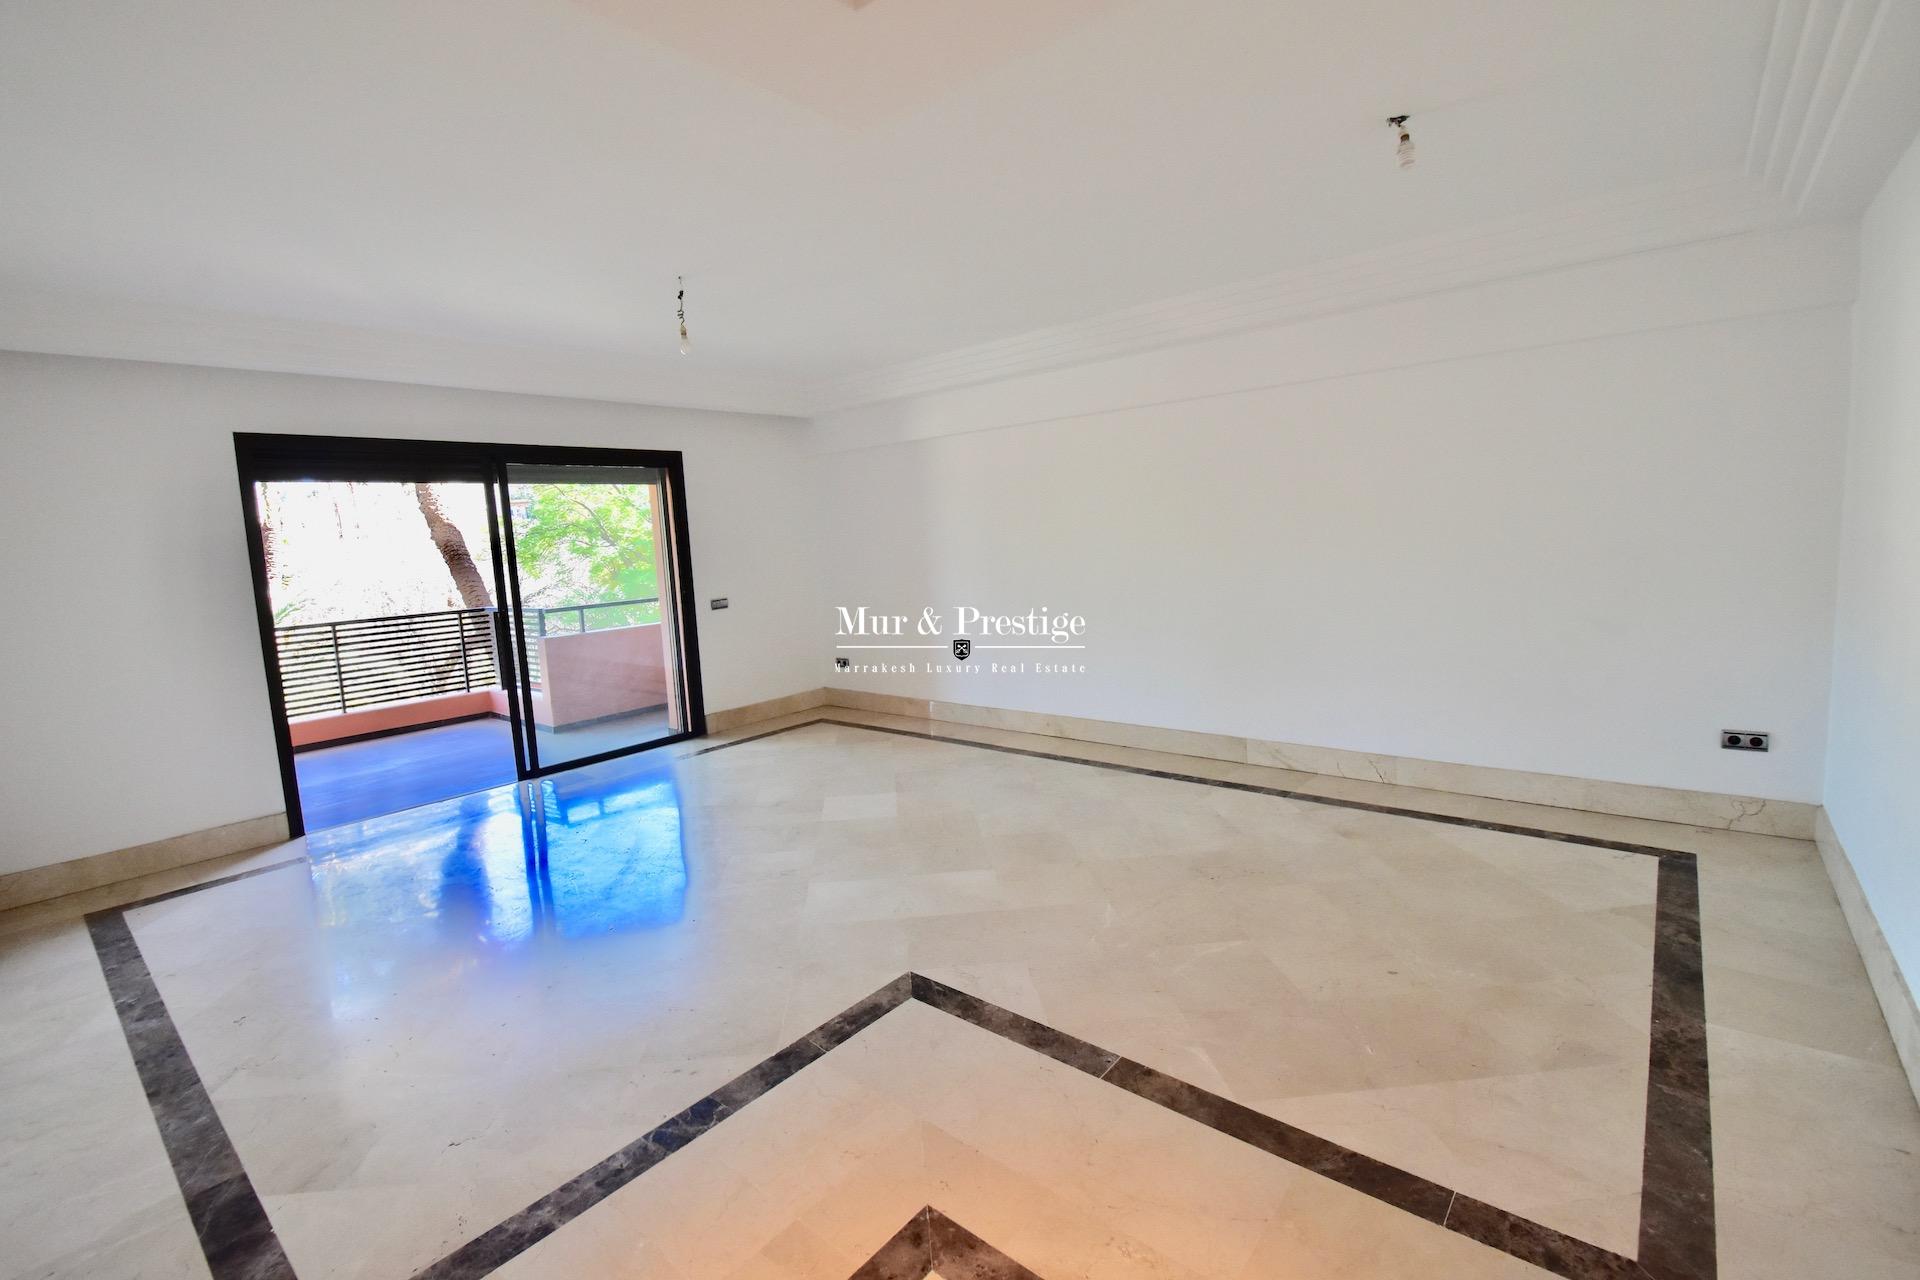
[1721,731,1769,752]
[710,597,729,610]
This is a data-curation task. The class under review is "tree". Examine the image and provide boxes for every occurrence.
[257,483,281,584]
[508,483,657,608]
[413,482,493,609]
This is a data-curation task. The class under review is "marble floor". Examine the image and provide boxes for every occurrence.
[2,710,1917,1279]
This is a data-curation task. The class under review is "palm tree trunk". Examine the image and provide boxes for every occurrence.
[413,483,493,608]
[257,484,280,583]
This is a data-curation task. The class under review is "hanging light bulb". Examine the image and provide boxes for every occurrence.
[1388,115,1415,169]
[676,276,691,356]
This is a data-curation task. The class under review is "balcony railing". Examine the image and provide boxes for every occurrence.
[275,597,660,717]
[524,596,660,636]
[275,608,500,717]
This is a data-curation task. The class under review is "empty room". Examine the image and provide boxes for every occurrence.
[3,3,1920,1278]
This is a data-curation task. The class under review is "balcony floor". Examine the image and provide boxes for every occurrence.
[293,709,671,830]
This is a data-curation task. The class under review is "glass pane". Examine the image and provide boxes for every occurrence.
[256,478,517,829]
[503,463,684,769]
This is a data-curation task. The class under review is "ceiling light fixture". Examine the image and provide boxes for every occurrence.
[677,276,691,356]
[1388,115,1415,169]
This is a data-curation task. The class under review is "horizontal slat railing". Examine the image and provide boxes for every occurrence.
[275,608,499,718]
[275,598,660,715]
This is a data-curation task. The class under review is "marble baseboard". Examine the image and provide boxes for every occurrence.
[927,698,1247,765]
[1246,737,1815,840]
[4,690,1807,916]
[0,812,290,913]
[705,688,828,733]
[1815,808,1920,1105]
[824,687,936,720]
[821,689,1815,839]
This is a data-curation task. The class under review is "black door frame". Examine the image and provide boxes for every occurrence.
[233,432,708,838]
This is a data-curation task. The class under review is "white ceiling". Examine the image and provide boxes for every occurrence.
[1,0,1916,415]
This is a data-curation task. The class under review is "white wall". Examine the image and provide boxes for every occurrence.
[1826,131,1920,990]
[0,220,1867,881]
[0,353,819,874]
[814,224,1857,803]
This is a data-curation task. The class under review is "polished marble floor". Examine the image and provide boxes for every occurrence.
[3,710,1917,1279]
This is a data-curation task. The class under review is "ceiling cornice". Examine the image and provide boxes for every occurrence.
[1746,0,1893,212]
[806,0,1920,414]
[6,1,1913,420]
[803,172,1796,413]
[0,169,1809,422]
[0,285,814,419]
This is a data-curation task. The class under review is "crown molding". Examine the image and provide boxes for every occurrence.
[806,0,1920,415]
[0,169,1810,423]
[807,219,1858,453]
[0,167,1842,425]
[7,3,1914,421]
[803,171,1797,413]
[0,284,814,420]
[1745,0,1898,212]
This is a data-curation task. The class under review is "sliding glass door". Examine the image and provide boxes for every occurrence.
[235,434,705,836]
[498,462,693,772]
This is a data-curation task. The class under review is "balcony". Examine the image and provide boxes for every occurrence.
[279,600,672,829]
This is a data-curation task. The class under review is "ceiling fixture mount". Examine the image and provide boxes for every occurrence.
[1387,115,1415,169]
[676,275,691,356]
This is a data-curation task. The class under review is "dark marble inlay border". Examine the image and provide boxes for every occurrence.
[908,972,1456,1228]
[85,910,296,1280]
[1443,1194,1646,1279]
[1637,856,1716,1280]
[708,716,1721,1279]
[116,856,313,912]
[409,974,914,1280]
[909,972,1119,1077]
[848,1205,933,1279]
[850,1206,1048,1280]
[89,715,1717,1280]
[719,717,1713,863]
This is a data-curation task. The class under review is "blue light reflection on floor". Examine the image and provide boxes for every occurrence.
[304,751,689,956]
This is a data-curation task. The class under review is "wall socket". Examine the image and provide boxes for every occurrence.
[710,597,729,610]
[1721,730,1769,752]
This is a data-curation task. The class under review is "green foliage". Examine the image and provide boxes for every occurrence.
[508,483,658,610]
